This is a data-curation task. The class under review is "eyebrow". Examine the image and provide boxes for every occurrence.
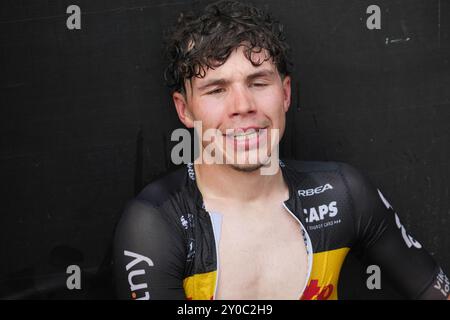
[196,69,276,91]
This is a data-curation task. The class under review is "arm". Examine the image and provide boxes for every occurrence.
[339,163,450,300]
[113,199,187,300]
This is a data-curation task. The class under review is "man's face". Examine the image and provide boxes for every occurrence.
[173,45,291,172]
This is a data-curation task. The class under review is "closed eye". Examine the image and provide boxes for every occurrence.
[206,88,225,95]
[251,83,268,87]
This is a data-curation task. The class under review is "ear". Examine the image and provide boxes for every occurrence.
[172,91,194,128]
[282,75,292,113]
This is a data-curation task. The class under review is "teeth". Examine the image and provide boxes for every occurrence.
[233,131,258,140]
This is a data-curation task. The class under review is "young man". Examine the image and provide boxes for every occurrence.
[113,0,449,300]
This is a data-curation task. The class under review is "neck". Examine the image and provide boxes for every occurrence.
[193,162,287,203]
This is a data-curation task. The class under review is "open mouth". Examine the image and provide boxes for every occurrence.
[223,127,269,150]
[232,129,261,140]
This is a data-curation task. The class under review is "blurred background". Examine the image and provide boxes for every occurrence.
[0,0,449,299]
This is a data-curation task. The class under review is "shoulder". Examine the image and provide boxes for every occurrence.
[136,166,188,207]
[283,159,368,183]
[282,159,376,204]
[283,159,341,173]
[116,166,188,236]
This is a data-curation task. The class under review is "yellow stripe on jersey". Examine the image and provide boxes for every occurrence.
[301,247,350,300]
[183,270,217,300]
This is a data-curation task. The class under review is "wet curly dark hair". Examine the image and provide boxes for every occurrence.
[163,0,293,94]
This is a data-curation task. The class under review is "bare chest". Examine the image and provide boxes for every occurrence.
[213,205,309,300]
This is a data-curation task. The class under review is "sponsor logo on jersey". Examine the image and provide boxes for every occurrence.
[303,201,340,230]
[298,184,333,197]
[377,189,422,249]
[186,238,195,262]
[180,214,194,230]
[124,250,154,300]
[393,213,422,249]
[187,163,196,181]
[301,279,334,300]
[300,248,350,300]
[433,268,450,298]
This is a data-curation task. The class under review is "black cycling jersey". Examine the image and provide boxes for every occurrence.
[113,160,449,300]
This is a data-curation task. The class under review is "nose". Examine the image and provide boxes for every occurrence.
[228,84,256,117]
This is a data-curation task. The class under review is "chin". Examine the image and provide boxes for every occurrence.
[226,150,273,173]
[229,162,264,172]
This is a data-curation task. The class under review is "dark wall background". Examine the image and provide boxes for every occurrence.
[0,0,448,299]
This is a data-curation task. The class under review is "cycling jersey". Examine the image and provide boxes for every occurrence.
[113,160,449,300]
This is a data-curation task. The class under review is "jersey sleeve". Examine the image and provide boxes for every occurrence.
[338,163,449,300]
[113,199,187,300]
